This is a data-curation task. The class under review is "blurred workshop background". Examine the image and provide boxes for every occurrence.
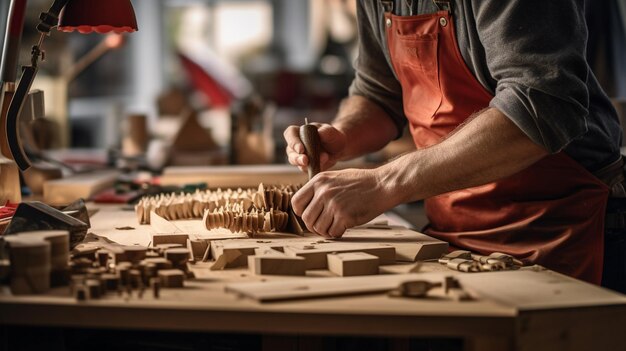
[0,0,625,174]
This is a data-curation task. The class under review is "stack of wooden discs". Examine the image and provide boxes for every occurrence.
[4,236,51,295]
[18,231,70,286]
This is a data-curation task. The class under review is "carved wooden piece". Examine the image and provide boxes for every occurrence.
[135,184,300,235]
[327,252,380,277]
[283,244,396,269]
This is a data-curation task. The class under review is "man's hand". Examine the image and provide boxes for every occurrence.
[291,168,395,238]
[284,123,347,173]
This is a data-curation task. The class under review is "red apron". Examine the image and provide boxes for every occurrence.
[384,10,609,283]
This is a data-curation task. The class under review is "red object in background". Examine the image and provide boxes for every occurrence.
[178,53,233,108]
[0,202,18,220]
[92,188,139,204]
[57,0,138,34]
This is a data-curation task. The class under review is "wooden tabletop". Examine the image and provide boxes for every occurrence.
[1,205,625,351]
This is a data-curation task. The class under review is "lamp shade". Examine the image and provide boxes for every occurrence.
[57,0,138,34]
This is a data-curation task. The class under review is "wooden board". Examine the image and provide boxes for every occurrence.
[225,273,424,302]
[159,165,307,188]
[339,226,448,262]
[43,170,119,205]
[225,270,626,305]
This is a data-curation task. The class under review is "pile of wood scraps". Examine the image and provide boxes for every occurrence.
[439,250,523,272]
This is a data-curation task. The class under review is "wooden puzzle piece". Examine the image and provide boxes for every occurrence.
[283,243,396,270]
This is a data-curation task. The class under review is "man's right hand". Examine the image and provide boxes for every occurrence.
[283,123,347,173]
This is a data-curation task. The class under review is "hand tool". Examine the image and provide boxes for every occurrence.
[299,118,321,180]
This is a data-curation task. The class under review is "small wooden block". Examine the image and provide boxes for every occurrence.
[101,273,119,291]
[152,233,189,247]
[164,248,190,266]
[122,246,147,263]
[141,257,173,270]
[85,279,102,299]
[327,252,380,277]
[248,250,306,276]
[158,269,185,288]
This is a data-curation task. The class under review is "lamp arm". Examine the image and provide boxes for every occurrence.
[37,0,69,34]
[6,66,36,170]
[4,0,68,171]
[0,0,27,85]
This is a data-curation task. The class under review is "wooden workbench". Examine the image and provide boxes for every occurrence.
[1,205,625,351]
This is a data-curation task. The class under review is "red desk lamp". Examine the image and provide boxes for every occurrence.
[1,0,137,171]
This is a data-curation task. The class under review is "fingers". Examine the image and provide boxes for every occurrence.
[283,125,305,154]
[317,124,346,154]
[291,183,314,216]
[284,125,308,170]
[311,207,334,237]
[328,218,347,238]
[301,196,323,235]
[286,147,308,169]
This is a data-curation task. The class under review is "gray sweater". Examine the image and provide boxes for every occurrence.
[349,0,622,172]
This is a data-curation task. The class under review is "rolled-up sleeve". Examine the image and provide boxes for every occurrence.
[475,0,590,153]
[349,1,406,138]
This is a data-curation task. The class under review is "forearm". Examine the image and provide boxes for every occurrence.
[380,108,548,205]
[332,95,398,161]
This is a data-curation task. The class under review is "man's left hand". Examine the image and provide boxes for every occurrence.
[291,168,395,238]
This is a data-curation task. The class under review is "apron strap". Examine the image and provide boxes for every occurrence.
[592,155,626,197]
[432,0,452,12]
[380,1,394,13]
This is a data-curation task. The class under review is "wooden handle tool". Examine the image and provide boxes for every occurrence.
[299,118,321,180]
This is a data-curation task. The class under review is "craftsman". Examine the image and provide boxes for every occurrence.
[284,0,626,293]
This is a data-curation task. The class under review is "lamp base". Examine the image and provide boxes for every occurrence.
[0,87,22,204]
[0,155,22,204]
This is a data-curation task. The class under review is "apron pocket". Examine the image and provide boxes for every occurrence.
[395,34,443,119]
